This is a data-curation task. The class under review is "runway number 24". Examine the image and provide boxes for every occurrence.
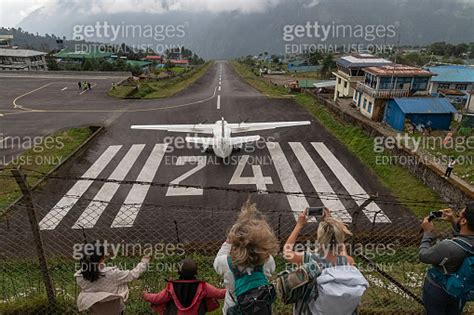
[166,155,272,196]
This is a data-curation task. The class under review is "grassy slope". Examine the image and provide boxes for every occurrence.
[108,62,212,99]
[230,61,445,217]
[0,127,94,211]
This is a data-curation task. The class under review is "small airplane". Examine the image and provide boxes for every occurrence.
[131,118,310,159]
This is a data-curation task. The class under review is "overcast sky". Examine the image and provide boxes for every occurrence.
[1,0,473,29]
[0,0,286,27]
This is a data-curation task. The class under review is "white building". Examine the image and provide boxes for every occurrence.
[0,48,48,71]
[333,54,392,101]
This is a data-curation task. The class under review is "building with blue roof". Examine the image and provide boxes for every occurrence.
[383,97,457,131]
[427,65,474,95]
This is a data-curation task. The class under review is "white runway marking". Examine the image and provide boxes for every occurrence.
[61,87,68,91]
[73,144,145,229]
[229,155,273,192]
[290,142,352,222]
[39,145,122,230]
[112,144,168,228]
[217,95,221,109]
[266,142,308,214]
[312,142,390,223]
[166,156,207,196]
[218,86,221,91]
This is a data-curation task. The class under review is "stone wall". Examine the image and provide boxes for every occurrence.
[307,92,474,205]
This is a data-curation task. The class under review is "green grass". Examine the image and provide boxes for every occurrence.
[231,61,446,217]
[0,127,94,212]
[230,61,290,98]
[108,63,212,99]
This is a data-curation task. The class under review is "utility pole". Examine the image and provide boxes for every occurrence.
[11,168,56,305]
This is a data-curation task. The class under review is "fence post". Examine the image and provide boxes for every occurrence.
[277,214,282,242]
[173,220,180,243]
[351,194,377,248]
[11,168,56,305]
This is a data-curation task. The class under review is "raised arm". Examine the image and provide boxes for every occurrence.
[111,256,150,284]
[283,211,308,265]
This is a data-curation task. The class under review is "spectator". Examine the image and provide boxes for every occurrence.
[143,258,226,314]
[214,200,278,314]
[444,157,456,178]
[284,208,361,314]
[88,82,92,90]
[419,203,474,315]
[74,243,149,315]
[284,208,354,267]
[78,81,82,90]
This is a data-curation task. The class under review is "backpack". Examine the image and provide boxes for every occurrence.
[226,256,276,315]
[428,238,474,309]
[274,252,322,306]
[311,256,369,315]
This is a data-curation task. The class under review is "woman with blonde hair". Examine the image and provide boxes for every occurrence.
[284,208,354,266]
[214,200,279,314]
[284,208,368,315]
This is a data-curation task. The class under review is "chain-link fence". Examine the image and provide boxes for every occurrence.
[0,170,470,314]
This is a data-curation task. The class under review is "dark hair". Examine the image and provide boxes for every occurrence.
[178,259,197,280]
[464,202,474,231]
[80,244,105,283]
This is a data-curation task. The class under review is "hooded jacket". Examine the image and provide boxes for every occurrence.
[143,280,226,315]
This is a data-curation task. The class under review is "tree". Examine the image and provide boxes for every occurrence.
[321,55,335,79]
[46,57,59,70]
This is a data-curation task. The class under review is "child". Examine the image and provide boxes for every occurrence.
[143,258,226,314]
[74,243,150,315]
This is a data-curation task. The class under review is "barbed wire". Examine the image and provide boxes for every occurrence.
[0,169,448,208]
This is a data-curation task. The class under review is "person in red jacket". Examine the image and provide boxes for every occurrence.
[143,258,226,315]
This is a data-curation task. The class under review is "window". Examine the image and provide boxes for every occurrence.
[338,78,342,84]
[344,81,348,88]
[456,84,468,90]
[368,102,373,113]
[413,77,429,91]
[380,77,394,90]
[438,83,450,90]
[363,99,367,109]
[395,77,412,89]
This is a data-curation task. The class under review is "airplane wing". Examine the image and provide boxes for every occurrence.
[230,136,261,146]
[131,124,214,134]
[228,121,310,133]
[185,137,216,146]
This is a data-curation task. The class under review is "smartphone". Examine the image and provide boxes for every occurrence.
[428,211,443,222]
[307,207,324,217]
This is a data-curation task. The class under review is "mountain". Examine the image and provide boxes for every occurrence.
[14,0,474,59]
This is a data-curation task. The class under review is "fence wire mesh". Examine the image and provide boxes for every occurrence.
[0,174,471,314]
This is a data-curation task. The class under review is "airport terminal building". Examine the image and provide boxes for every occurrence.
[0,48,48,71]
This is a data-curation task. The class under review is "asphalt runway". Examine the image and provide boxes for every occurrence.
[0,62,418,257]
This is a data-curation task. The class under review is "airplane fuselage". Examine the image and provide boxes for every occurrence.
[211,119,233,159]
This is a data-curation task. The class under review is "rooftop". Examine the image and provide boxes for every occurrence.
[337,54,392,69]
[426,65,474,83]
[364,65,433,77]
[0,48,46,57]
[54,49,113,59]
[392,97,457,114]
[144,55,162,60]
